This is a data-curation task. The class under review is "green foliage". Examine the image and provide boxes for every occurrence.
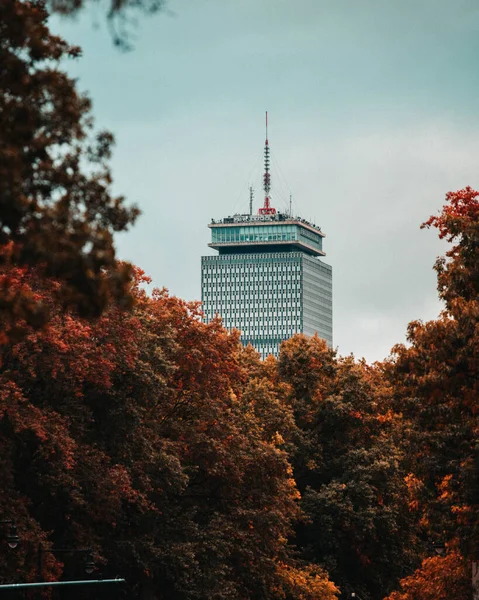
[279,340,418,600]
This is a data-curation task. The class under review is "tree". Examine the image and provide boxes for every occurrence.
[47,0,166,49]
[0,268,338,599]
[48,0,163,18]
[384,551,471,600]
[0,0,139,341]
[389,187,479,565]
[278,336,418,600]
[422,186,479,307]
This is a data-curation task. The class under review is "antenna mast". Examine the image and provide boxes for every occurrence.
[258,111,276,215]
[249,186,254,216]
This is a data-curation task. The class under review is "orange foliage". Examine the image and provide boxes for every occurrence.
[275,563,339,600]
[385,551,471,600]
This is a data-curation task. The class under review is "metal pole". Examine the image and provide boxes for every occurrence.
[0,578,125,590]
[37,542,42,581]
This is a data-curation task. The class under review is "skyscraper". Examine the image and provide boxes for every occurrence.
[201,115,332,358]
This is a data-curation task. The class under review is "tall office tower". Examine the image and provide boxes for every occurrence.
[201,115,332,358]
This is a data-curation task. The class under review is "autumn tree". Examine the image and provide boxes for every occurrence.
[277,335,418,600]
[388,187,479,567]
[0,268,338,599]
[0,0,138,341]
[384,550,471,600]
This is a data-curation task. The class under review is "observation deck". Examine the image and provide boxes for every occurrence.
[208,212,326,257]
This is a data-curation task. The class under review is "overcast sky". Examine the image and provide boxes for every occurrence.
[51,0,479,362]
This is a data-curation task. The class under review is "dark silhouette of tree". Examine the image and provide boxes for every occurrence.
[48,0,166,49]
[0,0,139,342]
[48,0,164,17]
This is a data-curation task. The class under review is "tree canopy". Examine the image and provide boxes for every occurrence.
[0,0,139,342]
[0,267,339,599]
[389,187,479,569]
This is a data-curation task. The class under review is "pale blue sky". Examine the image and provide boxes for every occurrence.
[51,0,479,361]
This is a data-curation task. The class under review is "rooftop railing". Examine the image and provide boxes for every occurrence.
[210,212,322,232]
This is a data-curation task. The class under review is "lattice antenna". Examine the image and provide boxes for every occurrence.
[264,112,270,198]
[258,111,276,215]
[249,186,254,216]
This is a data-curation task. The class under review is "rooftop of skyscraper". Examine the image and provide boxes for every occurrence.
[208,114,326,258]
[210,212,324,236]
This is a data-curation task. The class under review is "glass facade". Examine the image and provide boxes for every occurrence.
[210,224,323,253]
[302,254,333,343]
[202,253,302,358]
[201,232,333,359]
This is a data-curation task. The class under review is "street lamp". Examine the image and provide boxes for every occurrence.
[1,520,20,549]
[6,525,20,549]
[0,522,123,592]
[431,541,446,556]
[84,552,95,575]
[38,545,96,580]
